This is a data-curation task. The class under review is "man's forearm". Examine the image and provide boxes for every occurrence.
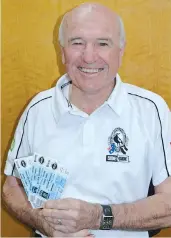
[3,182,41,230]
[111,193,171,230]
[2,177,50,236]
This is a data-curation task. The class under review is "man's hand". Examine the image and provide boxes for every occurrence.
[36,209,93,238]
[2,177,94,237]
[41,198,102,234]
[48,229,93,237]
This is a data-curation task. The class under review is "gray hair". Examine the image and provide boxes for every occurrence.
[58,12,126,49]
[118,16,126,48]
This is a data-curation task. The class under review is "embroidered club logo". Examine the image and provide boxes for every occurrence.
[107,128,130,163]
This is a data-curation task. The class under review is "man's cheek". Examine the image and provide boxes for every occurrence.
[65,61,72,69]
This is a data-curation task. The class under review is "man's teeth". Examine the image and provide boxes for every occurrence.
[78,67,103,73]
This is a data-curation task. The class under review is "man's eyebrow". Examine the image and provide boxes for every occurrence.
[68,37,114,45]
[97,38,113,44]
[68,37,83,42]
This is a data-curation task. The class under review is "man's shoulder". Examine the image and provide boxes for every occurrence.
[27,87,54,109]
[124,82,167,109]
[20,87,55,120]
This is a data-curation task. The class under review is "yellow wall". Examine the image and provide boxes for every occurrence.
[2,0,171,237]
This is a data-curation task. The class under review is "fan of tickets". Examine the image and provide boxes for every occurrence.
[15,153,69,208]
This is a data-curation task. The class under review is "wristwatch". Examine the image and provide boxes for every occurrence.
[100,205,114,230]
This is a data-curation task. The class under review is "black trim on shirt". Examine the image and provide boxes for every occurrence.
[147,179,161,236]
[61,81,73,108]
[11,96,52,175]
[61,81,72,89]
[128,93,170,177]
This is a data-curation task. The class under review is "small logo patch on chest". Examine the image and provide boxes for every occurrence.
[107,127,130,162]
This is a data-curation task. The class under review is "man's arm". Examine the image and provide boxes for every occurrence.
[2,176,54,236]
[2,176,91,237]
[42,177,171,233]
[111,177,171,230]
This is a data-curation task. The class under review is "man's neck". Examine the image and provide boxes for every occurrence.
[70,81,115,115]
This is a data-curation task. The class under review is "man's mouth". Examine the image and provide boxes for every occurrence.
[78,67,104,73]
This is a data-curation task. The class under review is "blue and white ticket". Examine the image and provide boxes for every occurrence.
[28,153,46,207]
[30,153,69,208]
[30,154,44,196]
[14,156,33,196]
[14,153,69,209]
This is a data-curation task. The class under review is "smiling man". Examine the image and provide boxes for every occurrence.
[60,4,124,114]
[2,2,171,238]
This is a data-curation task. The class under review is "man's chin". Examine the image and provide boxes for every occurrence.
[79,83,106,94]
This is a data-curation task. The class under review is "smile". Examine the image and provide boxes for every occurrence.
[78,67,104,73]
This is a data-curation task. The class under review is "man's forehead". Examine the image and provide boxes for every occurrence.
[68,3,118,19]
[64,3,119,33]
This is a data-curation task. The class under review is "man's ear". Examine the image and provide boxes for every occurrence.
[60,46,66,64]
[120,41,126,57]
[119,41,126,66]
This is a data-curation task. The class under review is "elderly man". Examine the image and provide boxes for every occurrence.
[2,2,171,238]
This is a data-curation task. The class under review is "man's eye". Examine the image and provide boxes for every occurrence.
[99,42,108,46]
[73,42,83,45]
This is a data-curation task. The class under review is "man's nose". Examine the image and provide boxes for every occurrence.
[82,44,98,64]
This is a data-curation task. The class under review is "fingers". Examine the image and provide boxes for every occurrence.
[47,220,78,234]
[44,216,59,224]
[44,198,80,210]
[46,218,93,236]
[49,224,68,233]
[51,229,92,237]
[42,208,79,221]
[44,216,75,227]
[42,208,70,218]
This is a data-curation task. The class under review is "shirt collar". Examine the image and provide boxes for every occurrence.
[52,73,129,121]
[106,74,129,116]
[52,74,72,121]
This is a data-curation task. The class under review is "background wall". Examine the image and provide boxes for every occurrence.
[2,0,171,237]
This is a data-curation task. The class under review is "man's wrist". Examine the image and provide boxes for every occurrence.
[93,204,103,229]
[32,208,49,236]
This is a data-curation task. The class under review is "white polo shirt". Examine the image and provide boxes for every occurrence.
[4,74,171,238]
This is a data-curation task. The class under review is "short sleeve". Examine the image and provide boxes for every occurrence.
[152,100,171,186]
[4,108,31,178]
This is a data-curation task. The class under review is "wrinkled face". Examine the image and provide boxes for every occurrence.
[61,11,124,93]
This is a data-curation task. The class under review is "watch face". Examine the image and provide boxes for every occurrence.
[104,207,111,214]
